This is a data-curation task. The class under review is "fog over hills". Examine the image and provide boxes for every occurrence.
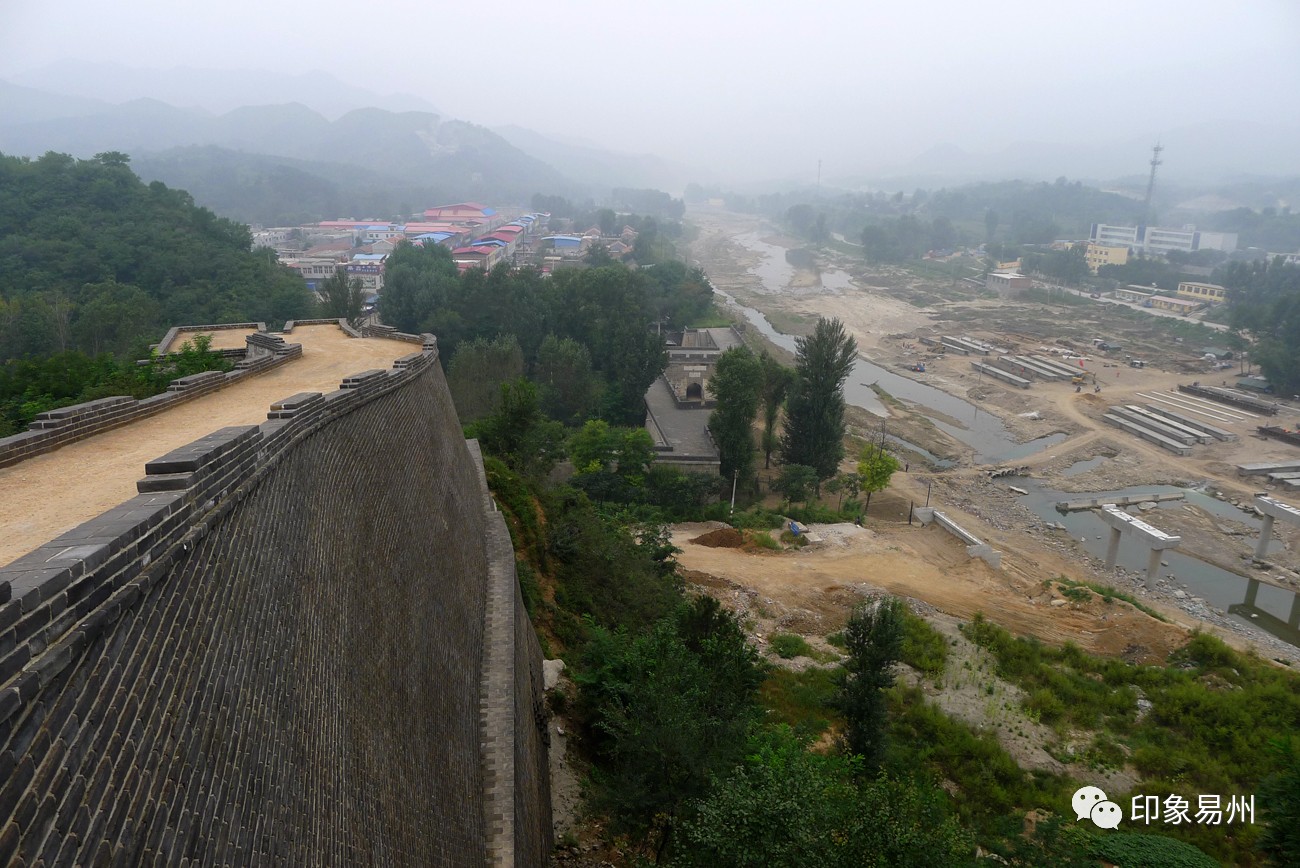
[5,60,441,119]
[493,124,698,194]
[0,80,575,217]
[3,58,1298,226]
[847,121,1300,190]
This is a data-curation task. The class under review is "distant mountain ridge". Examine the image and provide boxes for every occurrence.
[0,83,576,217]
[6,60,441,119]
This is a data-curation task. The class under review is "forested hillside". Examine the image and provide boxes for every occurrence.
[0,150,312,359]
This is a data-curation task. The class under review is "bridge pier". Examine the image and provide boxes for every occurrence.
[1105,527,1121,569]
[1253,496,1300,560]
[1099,505,1182,589]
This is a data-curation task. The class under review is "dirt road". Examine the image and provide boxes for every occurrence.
[673,521,1192,662]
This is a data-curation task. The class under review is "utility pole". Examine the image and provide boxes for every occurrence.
[1142,142,1163,231]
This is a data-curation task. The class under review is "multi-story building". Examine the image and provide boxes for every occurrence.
[1090,224,1141,247]
[280,258,340,291]
[1142,226,1198,256]
[1089,223,1237,256]
[1085,242,1129,273]
[345,254,387,292]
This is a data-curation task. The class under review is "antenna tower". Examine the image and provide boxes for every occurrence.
[1142,142,1163,227]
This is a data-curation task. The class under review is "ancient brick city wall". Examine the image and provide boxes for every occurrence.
[0,331,302,470]
[0,335,550,865]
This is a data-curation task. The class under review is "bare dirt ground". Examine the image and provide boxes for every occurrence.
[682,208,1300,671]
[673,521,1190,662]
[674,522,1159,788]
[0,325,414,566]
[160,327,259,352]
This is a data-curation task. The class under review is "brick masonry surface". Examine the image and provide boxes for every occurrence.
[0,334,551,866]
[0,330,301,469]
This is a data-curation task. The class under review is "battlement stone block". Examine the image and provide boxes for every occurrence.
[144,427,260,475]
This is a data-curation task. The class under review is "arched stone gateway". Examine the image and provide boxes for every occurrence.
[685,382,703,400]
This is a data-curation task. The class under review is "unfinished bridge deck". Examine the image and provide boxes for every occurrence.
[0,324,415,567]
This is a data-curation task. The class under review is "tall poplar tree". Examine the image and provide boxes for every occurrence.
[779,317,857,481]
[758,350,795,469]
[707,346,763,484]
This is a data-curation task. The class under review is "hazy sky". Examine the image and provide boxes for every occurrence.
[2,0,1298,181]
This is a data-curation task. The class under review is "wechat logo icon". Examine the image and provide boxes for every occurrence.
[1073,786,1123,829]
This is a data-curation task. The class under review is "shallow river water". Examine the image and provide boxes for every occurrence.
[708,228,1300,649]
[1012,476,1300,648]
[714,231,1064,465]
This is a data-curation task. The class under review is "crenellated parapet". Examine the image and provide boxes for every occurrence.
[0,325,549,865]
[0,328,303,469]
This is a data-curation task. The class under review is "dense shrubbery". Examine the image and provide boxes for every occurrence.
[961,615,1300,863]
[671,726,974,867]
[0,336,231,436]
[899,609,948,678]
[577,596,763,849]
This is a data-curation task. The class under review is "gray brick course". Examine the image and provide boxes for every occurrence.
[0,333,551,865]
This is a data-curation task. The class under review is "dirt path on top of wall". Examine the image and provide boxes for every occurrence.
[166,328,260,351]
[0,326,415,567]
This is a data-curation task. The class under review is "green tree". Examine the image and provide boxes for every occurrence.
[569,419,622,475]
[838,597,905,768]
[569,420,656,489]
[671,726,973,867]
[71,282,163,357]
[707,346,763,485]
[584,243,615,266]
[1259,736,1300,865]
[644,465,720,518]
[378,241,459,335]
[319,269,367,322]
[597,208,618,236]
[758,351,795,469]
[550,266,667,423]
[535,334,599,424]
[930,216,957,251]
[1225,258,1300,393]
[445,335,524,422]
[772,463,818,504]
[857,445,901,513]
[0,151,313,360]
[826,471,863,510]
[641,260,714,328]
[469,378,565,478]
[578,598,762,853]
[780,317,857,483]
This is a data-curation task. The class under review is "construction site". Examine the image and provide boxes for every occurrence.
[681,208,1300,679]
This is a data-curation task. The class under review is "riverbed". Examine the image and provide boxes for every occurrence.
[712,231,1066,465]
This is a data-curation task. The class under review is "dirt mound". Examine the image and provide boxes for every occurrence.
[690,527,745,548]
